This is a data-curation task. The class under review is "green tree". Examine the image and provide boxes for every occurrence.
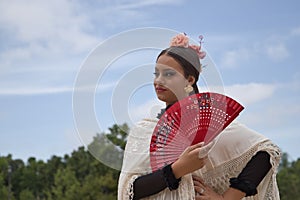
[10,158,25,198]
[0,174,9,199]
[0,155,16,200]
[51,167,81,200]
[67,146,94,182]
[18,157,46,199]
[278,158,300,199]
[45,155,64,183]
[106,123,129,150]
[80,171,117,200]
[278,152,290,170]
[0,156,9,199]
[88,123,129,171]
[0,123,130,199]
[19,189,34,200]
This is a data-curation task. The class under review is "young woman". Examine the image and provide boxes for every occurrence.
[118,33,281,200]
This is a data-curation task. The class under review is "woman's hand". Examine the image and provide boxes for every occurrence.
[193,175,246,200]
[193,175,224,200]
[171,142,209,179]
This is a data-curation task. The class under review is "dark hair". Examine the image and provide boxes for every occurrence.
[157,46,202,94]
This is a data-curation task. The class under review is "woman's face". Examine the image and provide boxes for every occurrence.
[154,54,194,106]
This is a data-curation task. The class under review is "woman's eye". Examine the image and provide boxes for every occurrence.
[164,71,176,77]
[153,72,159,77]
[153,70,176,78]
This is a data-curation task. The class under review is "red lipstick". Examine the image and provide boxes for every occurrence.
[155,86,167,93]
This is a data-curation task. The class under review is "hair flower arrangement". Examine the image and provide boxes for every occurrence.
[170,33,206,59]
[170,33,189,48]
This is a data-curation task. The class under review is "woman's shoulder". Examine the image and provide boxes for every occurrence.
[211,120,270,156]
[127,118,158,137]
[135,118,158,128]
[223,120,267,140]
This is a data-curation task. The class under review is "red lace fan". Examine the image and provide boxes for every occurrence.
[150,92,244,171]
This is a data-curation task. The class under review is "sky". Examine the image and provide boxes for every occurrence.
[0,0,299,164]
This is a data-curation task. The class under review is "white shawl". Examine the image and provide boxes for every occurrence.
[118,118,281,200]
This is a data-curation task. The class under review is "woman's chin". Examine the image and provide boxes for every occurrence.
[156,95,166,102]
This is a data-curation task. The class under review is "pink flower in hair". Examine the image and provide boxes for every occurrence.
[189,44,206,59]
[188,35,206,59]
[169,33,206,59]
[199,35,204,41]
[170,33,189,48]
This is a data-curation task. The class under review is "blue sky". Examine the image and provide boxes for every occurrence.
[0,0,299,163]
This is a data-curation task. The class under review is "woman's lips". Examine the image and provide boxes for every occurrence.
[155,87,167,93]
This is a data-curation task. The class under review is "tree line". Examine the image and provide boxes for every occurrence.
[0,123,299,199]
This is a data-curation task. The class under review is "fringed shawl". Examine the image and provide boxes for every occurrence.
[118,119,281,200]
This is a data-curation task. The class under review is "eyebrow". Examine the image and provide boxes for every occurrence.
[154,67,176,72]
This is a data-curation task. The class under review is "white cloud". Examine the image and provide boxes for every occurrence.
[0,0,184,53]
[214,30,296,69]
[219,41,290,69]
[224,83,277,106]
[0,86,73,96]
[220,48,252,68]
[234,81,299,128]
[265,43,289,62]
[290,27,300,36]
[239,98,300,132]
[97,82,117,93]
[0,1,103,96]
[0,80,118,96]
[115,0,184,10]
[129,99,164,122]
[0,1,99,61]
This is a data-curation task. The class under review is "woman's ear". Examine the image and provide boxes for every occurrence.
[187,75,196,85]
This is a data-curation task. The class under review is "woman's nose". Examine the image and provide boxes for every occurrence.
[154,74,165,85]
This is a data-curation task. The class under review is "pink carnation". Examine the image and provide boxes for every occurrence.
[189,44,200,52]
[169,33,206,59]
[170,33,189,48]
[189,44,206,59]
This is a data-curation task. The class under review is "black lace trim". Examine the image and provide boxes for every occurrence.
[229,178,257,197]
[162,164,181,190]
[156,108,166,119]
[156,104,173,119]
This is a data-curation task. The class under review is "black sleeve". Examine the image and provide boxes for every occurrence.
[132,164,181,200]
[229,151,272,196]
[132,169,167,200]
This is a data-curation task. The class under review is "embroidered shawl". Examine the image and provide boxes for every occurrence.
[118,119,281,200]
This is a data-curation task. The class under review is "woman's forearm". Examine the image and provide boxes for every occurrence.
[133,169,167,199]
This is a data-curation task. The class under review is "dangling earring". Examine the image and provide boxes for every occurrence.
[184,85,193,94]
